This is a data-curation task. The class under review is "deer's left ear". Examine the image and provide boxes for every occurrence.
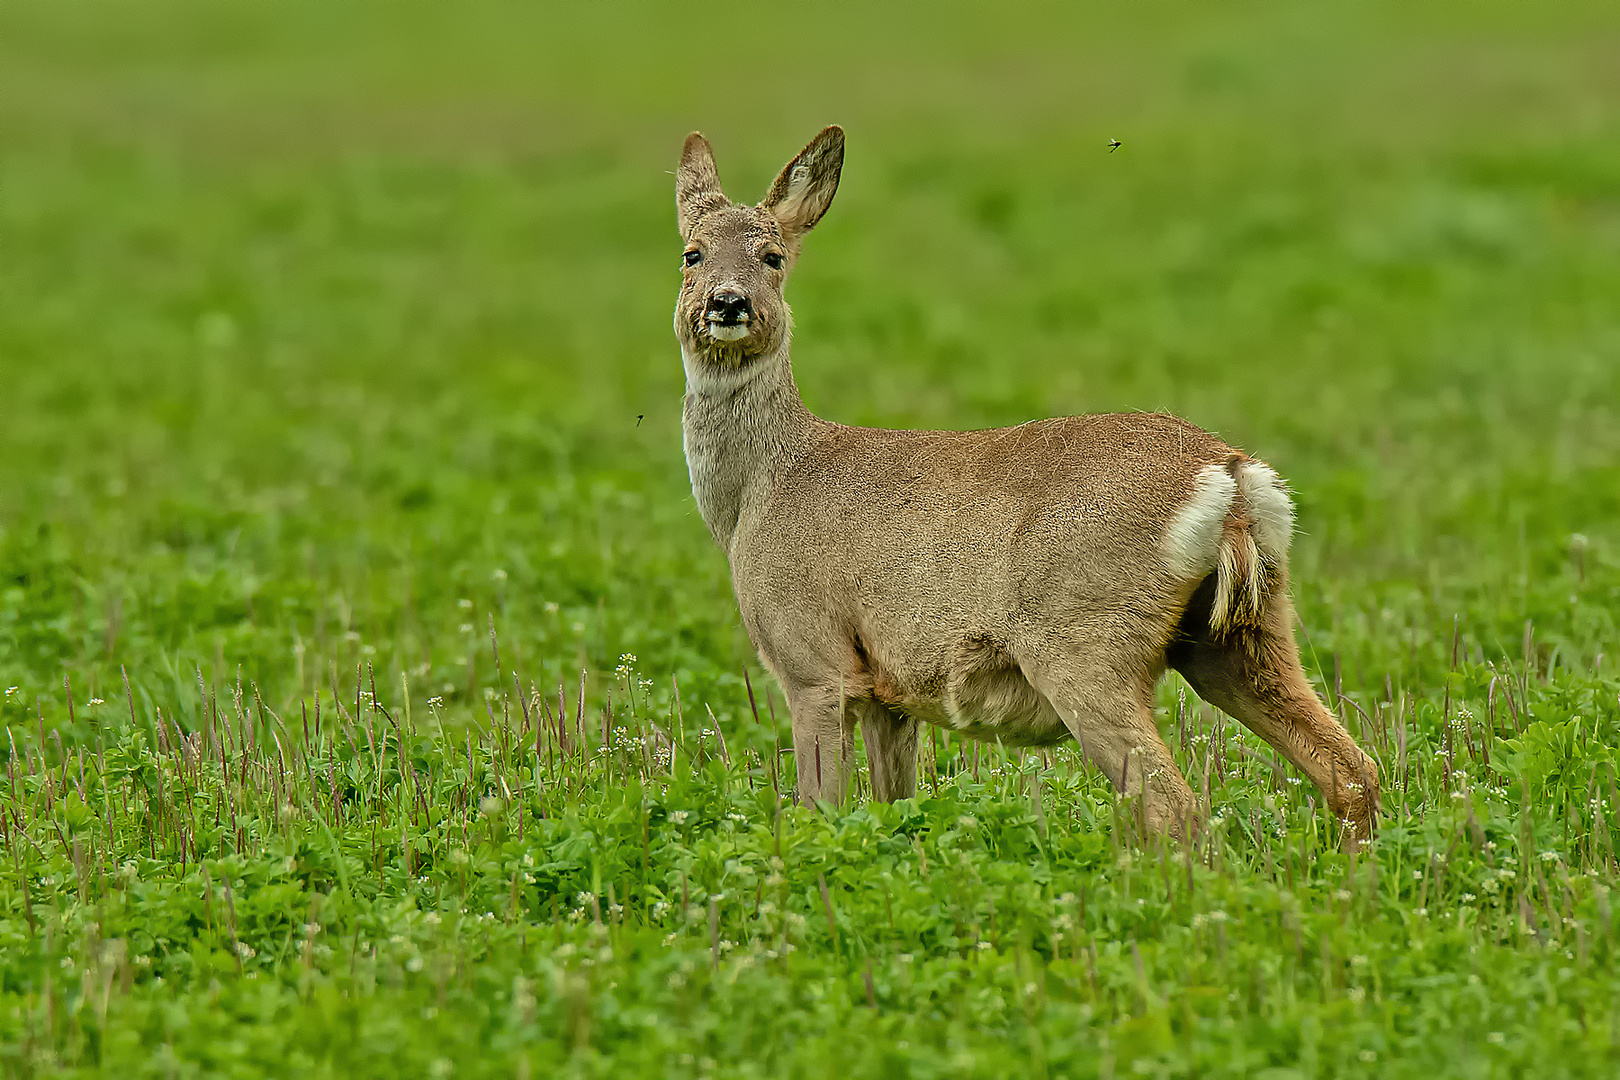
[677,133,729,237]
[760,126,844,240]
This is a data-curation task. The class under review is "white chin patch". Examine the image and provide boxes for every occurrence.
[707,323,749,342]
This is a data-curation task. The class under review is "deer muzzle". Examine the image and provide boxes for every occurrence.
[705,289,752,341]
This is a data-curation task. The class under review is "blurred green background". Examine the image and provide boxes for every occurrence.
[1,0,1616,724]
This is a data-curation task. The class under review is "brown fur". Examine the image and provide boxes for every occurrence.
[674,127,1379,842]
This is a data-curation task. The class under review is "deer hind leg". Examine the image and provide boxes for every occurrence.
[1171,585,1379,842]
[788,685,858,808]
[1021,659,1198,839]
[855,699,918,802]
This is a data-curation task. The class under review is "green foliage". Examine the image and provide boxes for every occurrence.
[1497,717,1613,806]
[1,1,1619,1076]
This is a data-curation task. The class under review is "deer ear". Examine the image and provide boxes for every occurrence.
[760,125,844,239]
[676,133,728,238]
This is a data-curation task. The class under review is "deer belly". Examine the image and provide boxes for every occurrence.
[873,638,1070,748]
[942,661,1070,747]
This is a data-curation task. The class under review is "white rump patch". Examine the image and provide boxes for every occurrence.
[1162,464,1236,579]
[1234,460,1294,561]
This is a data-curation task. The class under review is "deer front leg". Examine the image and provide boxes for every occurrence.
[856,699,918,802]
[789,686,857,808]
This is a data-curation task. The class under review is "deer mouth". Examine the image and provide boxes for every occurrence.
[705,315,751,342]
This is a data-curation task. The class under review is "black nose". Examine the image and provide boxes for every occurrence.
[706,289,752,322]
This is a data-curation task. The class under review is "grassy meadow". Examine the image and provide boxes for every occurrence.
[2,2,1619,1075]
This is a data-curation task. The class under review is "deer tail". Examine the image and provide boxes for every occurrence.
[1208,457,1294,638]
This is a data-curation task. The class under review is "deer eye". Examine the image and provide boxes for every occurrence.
[761,251,785,270]
[683,249,703,267]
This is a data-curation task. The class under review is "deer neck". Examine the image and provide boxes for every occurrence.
[681,343,815,551]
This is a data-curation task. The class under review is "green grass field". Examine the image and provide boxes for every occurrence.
[2,3,1619,1076]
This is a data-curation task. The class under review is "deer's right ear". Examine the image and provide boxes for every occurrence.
[676,133,727,237]
[761,125,844,240]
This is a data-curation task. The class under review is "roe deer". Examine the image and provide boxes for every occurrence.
[674,125,1379,841]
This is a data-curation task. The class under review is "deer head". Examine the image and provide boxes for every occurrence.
[673,126,844,373]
